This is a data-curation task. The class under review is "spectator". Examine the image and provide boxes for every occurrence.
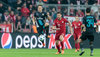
[26,0,32,9]
[29,5,34,14]
[7,0,17,8]
[70,0,77,4]
[81,0,86,5]
[98,7,100,20]
[21,3,30,18]
[30,10,36,20]
[15,16,22,32]
[91,1,98,14]
[49,0,57,4]
[91,1,98,19]
[25,17,31,29]
[76,9,84,17]
[3,11,9,22]
[51,8,57,20]
[88,0,96,5]
[23,17,31,33]
[85,0,88,5]
[43,0,48,3]
[0,3,5,15]
[16,0,23,11]
[31,0,37,5]
[77,0,80,5]
[63,8,68,15]
[16,21,22,32]
[60,0,68,4]
[36,0,44,6]
[70,3,75,16]
[0,14,3,23]
[9,11,16,24]
[7,6,12,14]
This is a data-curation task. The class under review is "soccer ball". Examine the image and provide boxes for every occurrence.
[38,35,45,41]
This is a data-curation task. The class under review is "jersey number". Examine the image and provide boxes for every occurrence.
[86,19,94,27]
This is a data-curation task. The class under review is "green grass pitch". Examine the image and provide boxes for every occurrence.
[0,49,100,57]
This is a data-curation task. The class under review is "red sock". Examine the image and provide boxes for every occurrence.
[61,41,64,50]
[75,43,77,49]
[56,45,60,52]
[77,43,80,49]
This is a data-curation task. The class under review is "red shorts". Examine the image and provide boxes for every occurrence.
[55,32,65,40]
[73,33,81,41]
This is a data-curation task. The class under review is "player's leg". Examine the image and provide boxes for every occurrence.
[73,33,78,52]
[55,40,61,54]
[59,34,64,54]
[77,33,81,51]
[88,35,94,56]
[45,23,50,38]
[37,26,45,47]
[77,32,86,56]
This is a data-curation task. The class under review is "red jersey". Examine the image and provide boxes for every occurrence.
[72,21,82,34]
[53,18,68,34]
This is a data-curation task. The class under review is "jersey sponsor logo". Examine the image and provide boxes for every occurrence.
[37,17,43,20]
[42,13,44,16]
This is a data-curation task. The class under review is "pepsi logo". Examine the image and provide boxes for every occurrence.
[1,33,12,49]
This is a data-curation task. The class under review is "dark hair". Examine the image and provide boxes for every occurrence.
[37,5,43,8]
[86,7,91,13]
[95,1,98,3]
[57,12,61,14]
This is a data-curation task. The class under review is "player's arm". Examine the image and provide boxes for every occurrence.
[52,20,60,30]
[81,17,86,32]
[52,26,60,30]
[81,24,86,32]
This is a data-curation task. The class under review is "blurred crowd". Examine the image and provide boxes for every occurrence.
[0,0,100,33]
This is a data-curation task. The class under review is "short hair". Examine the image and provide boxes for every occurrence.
[86,7,91,13]
[95,1,98,3]
[57,12,61,14]
[37,5,43,8]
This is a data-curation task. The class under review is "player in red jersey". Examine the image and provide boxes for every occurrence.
[52,12,72,54]
[72,16,82,52]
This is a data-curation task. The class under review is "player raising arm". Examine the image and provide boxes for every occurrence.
[52,12,73,54]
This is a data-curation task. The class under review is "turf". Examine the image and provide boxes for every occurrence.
[0,49,100,57]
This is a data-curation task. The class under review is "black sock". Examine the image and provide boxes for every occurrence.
[80,42,84,52]
[45,25,49,38]
[90,44,93,53]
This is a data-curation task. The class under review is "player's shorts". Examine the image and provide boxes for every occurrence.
[80,32,94,42]
[73,33,81,41]
[37,26,45,35]
[55,32,65,40]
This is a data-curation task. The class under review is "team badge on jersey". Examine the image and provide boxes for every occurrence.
[62,21,64,23]
[78,24,80,26]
